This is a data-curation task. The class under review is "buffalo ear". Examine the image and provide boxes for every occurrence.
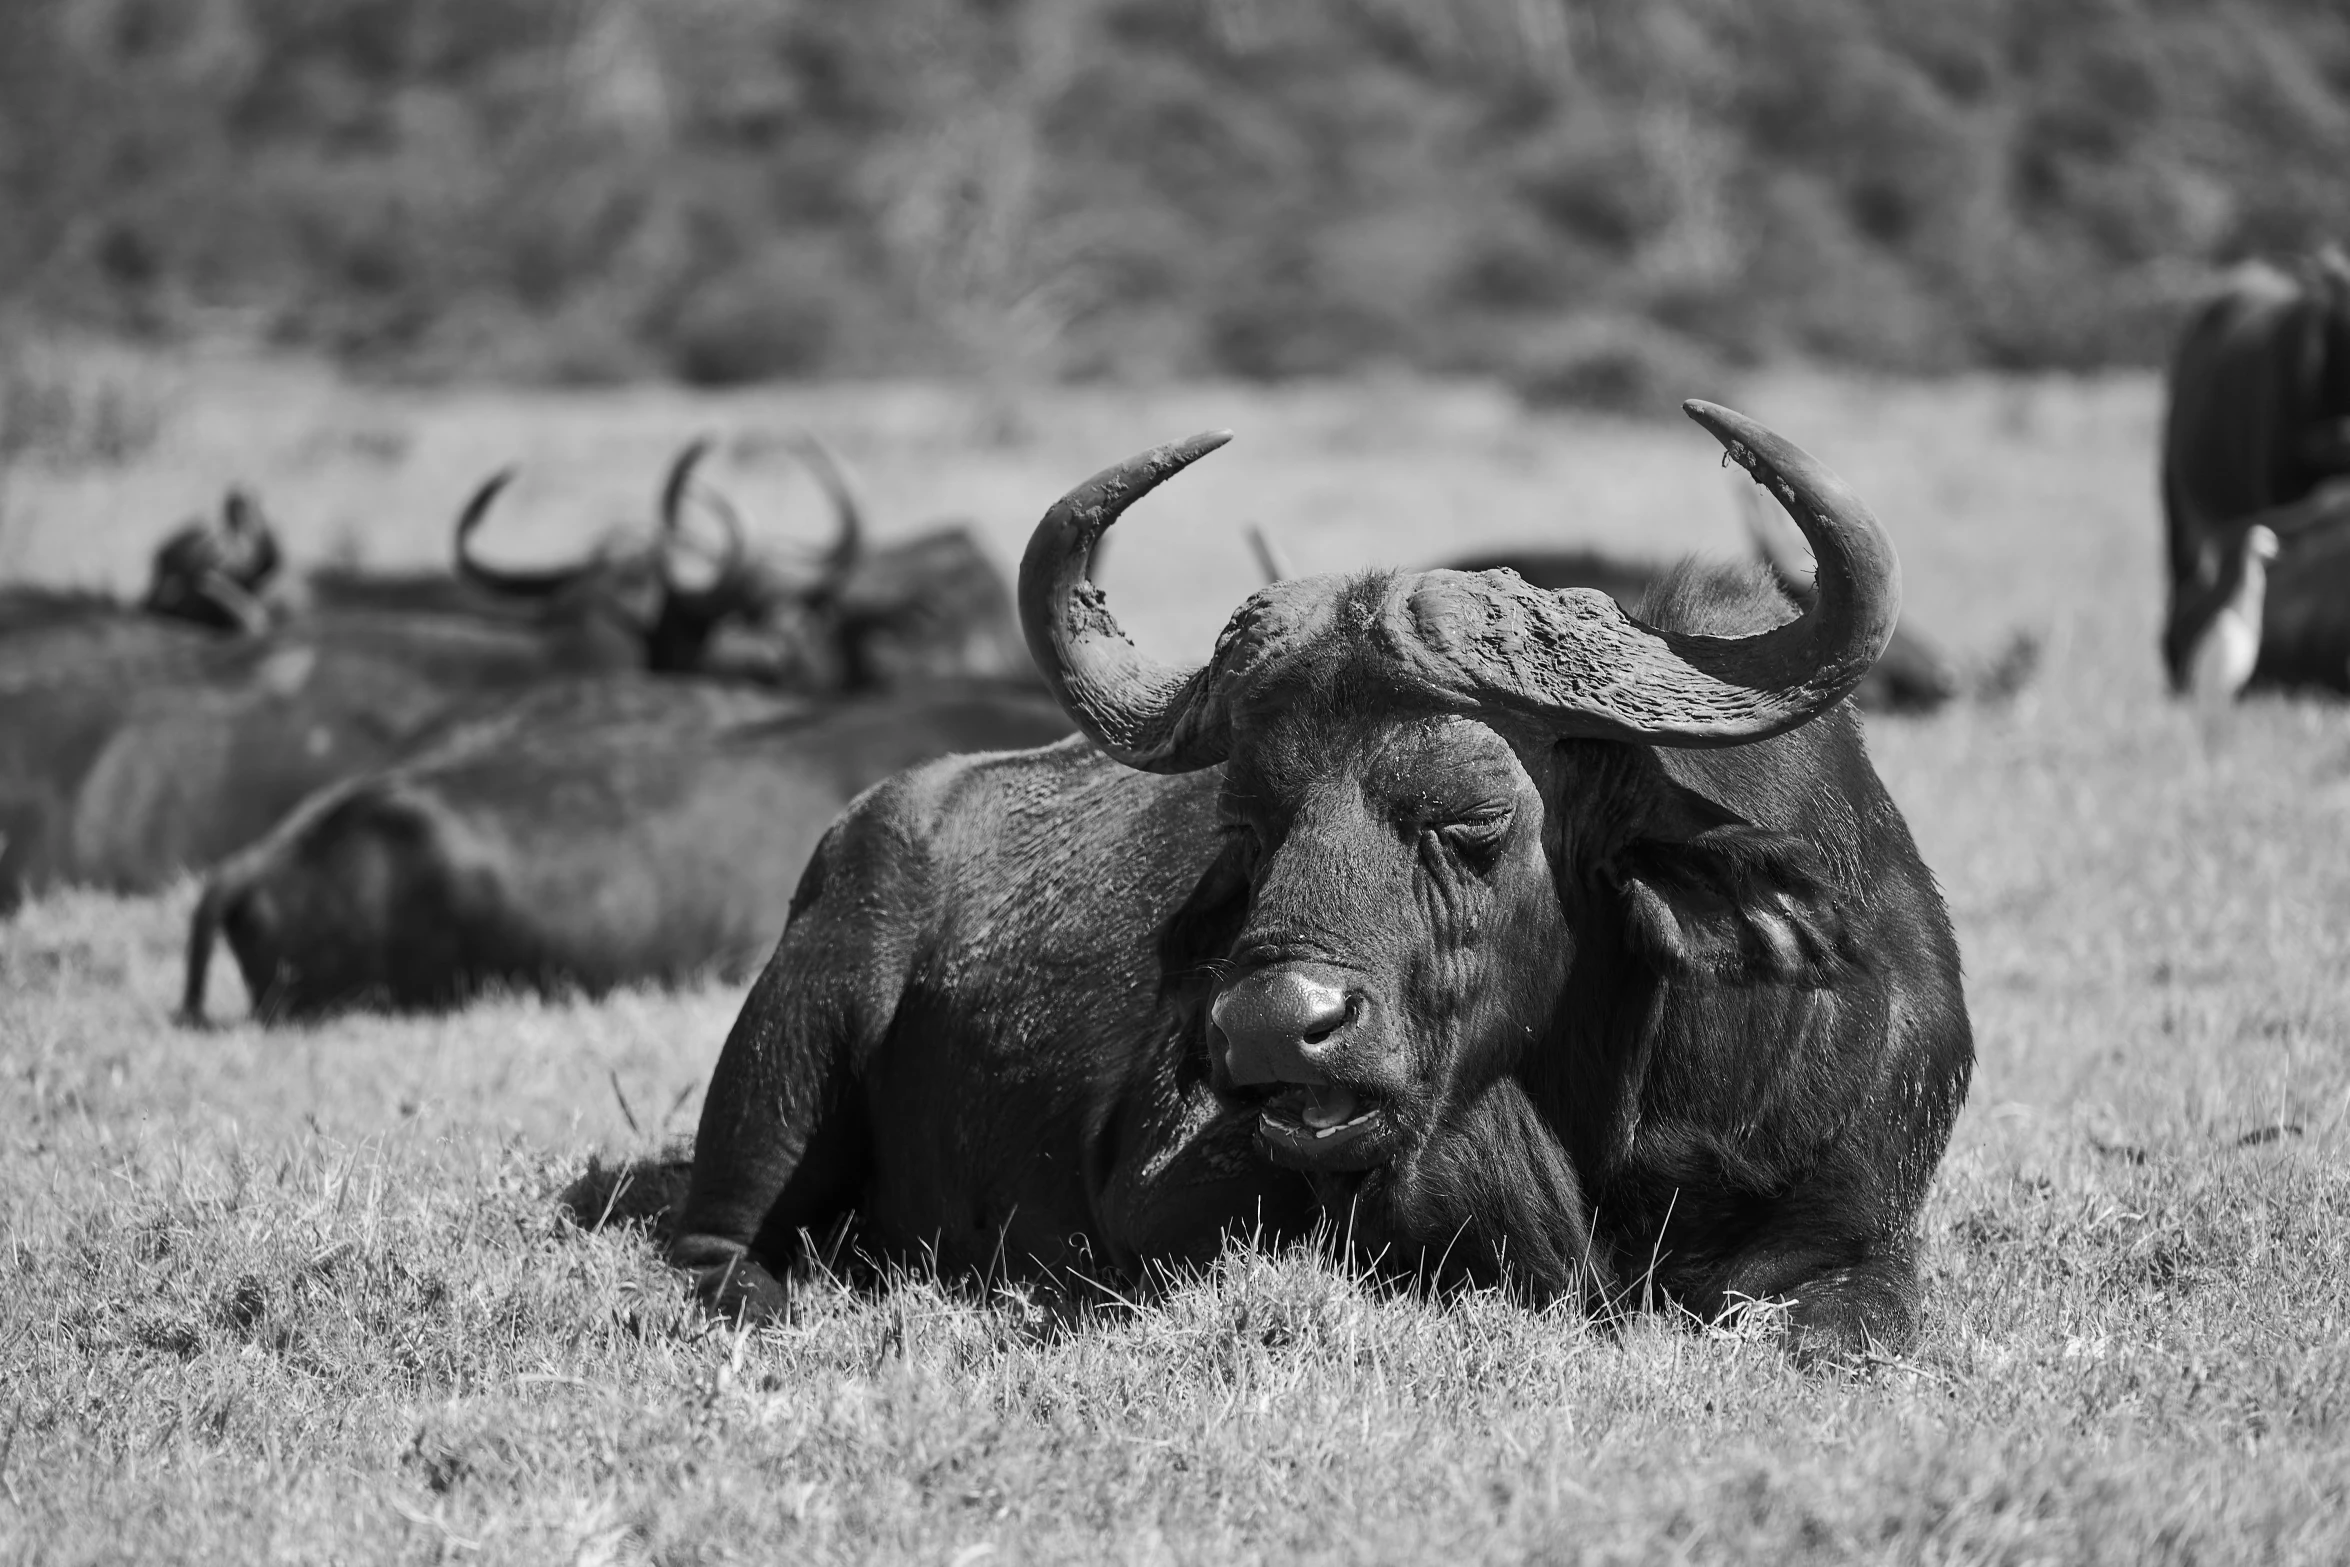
[1157,838,1253,1091]
[1560,742,1855,988]
[1157,838,1250,996]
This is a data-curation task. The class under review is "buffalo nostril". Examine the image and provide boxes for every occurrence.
[1299,996,1355,1046]
[1211,969,1360,1085]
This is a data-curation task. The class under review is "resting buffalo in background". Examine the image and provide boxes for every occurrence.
[674,403,1973,1363]
[674,434,1033,692]
[0,487,283,681]
[0,446,833,911]
[2161,249,2350,691]
[0,463,693,910]
[301,443,764,674]
[178,678,1072,1021]
[0,631,573,911]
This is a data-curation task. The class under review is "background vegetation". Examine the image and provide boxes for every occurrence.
[3,0,2347,404]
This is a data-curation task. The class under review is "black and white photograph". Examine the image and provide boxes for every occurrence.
[2,1,2347,1560]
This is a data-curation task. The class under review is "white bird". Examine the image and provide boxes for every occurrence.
[2186,524,2279,705]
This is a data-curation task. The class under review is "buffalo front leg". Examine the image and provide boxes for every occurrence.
[670,952,866,1322]
[672,834,914,1322]
[1710,1231,1922,1367]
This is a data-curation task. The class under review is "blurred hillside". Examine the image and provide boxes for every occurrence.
[2,0,2345,405]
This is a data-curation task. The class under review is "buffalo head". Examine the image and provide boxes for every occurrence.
[1019,405,1899,1210]
[450,442,792,671]
[141,486,282,632]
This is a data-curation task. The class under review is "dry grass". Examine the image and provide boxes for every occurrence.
[5,355,2350,1563]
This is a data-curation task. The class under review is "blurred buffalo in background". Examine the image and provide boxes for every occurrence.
[0,487,283,687]
[0,429,1044,913]
[2161,248,2350,698]
[179,677,1071,1022]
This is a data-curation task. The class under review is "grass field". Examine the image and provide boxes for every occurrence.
[5,354,2350,1564]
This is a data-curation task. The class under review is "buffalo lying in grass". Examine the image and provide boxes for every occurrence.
[0,465,706,911]
[0,438,1036,909]
[673,403,1973,1364]
[0,488,286,692]
[671,434,1033,692]
[178,679,1072,1021]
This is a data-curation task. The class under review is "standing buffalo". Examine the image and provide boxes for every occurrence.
[178,678,1072,1021]
[673,403,1973,1363]
[2161,249,2350,692]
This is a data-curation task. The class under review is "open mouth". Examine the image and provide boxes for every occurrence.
[1254,1082,1395,1170]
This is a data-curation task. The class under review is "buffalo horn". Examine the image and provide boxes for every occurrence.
[452,468,607,599]
[1018,431,1233,770]
[657,438,748,578]
[1734,479,1812,600]
[1409,400,1900,744]
[784,432,866,589]
[1245,521,1294,584]
[1020,406,1897,766]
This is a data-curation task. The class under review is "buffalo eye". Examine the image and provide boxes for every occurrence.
[1217,817,1265,864]
[1428,809,1512,871]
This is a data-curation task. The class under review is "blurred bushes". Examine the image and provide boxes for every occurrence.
[0,0,2343,394]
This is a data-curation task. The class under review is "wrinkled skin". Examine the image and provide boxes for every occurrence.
[1441,547,1966,714]
[675,565,1972,1360]
[2160,252,2350,691]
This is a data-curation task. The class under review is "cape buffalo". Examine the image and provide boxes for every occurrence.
[2161,249,2350,690]
[299,444,761,672]
[0,634,540,910]
[1,449,809,909]
[178,679,1072,1021]
[1,486,281,649]
[673,403,1973,1363]
[679,434,1033,692]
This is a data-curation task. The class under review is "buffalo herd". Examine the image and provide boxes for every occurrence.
[5,247,2342,1360]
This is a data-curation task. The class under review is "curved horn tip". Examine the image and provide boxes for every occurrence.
[1682,400,1768,467]
[456,467,520,536]
[1017,429,1238,773]
[661,438,714,524]
[1084,429,1233,520]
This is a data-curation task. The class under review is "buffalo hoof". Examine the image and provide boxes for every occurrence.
[671,1235,792,1324]
[1779,1266,1917,1370]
